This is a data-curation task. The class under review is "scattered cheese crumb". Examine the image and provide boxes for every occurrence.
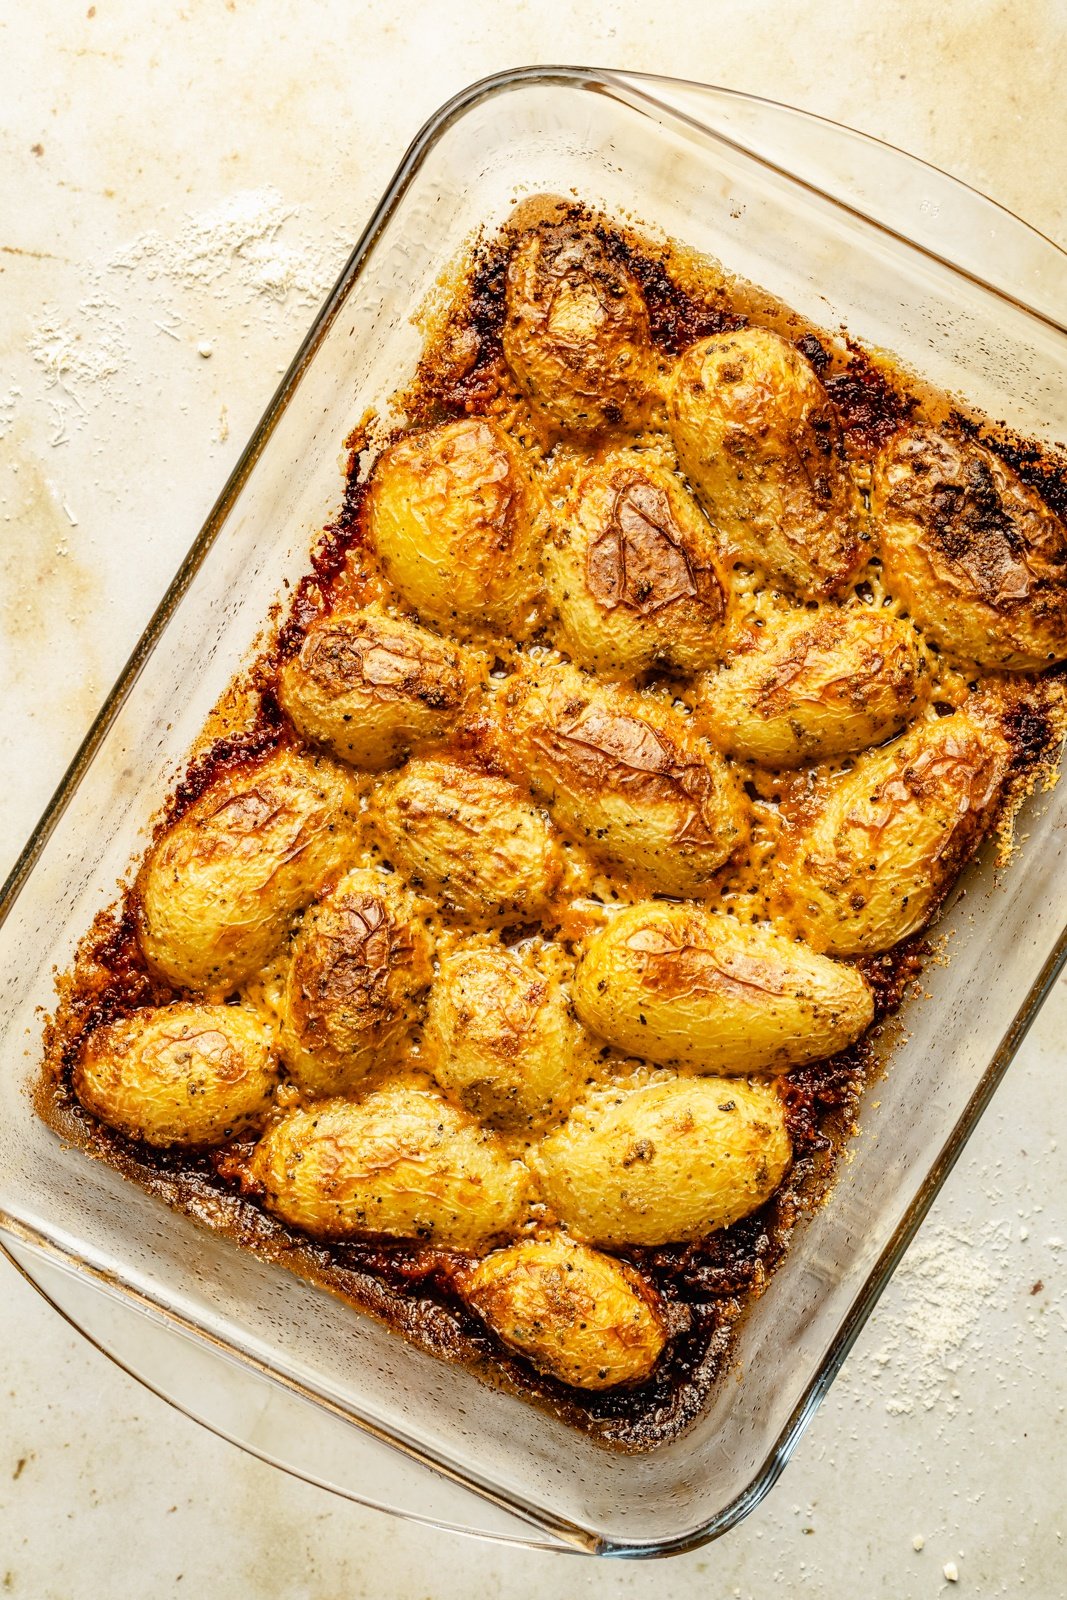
[944,1560,960,1581]
[913,1533,925,1551]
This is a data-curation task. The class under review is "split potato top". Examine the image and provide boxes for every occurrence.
[573,901,873,1074]
[503,224,654,433]
[139,748,361,998]
[74,1002,278,1148]
[278,604,477,770]
[275,868,434,1099]
[872,426,1067,669]
[696,606,931,768]
[501,662,747,896]
[669,328,865,600]
[367,417,542,636]
[543,451,731,676]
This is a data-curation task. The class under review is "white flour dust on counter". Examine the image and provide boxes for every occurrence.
[851,1216,1066,1419]
[23,188,350,440]
[110,188,347,307]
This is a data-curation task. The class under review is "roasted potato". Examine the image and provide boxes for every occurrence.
[872,425,1067,669]
[501,662,746,895]
[140,748,361,996]
[543,451,731,676]
[774,705,1011,954]
[278,605,476,770]
[458,1234,666,1389]
[423,942,593,1128]
[696,606,931,767]
[573,901,872,1073]
[668,328,864,599]
[74,1002,278,1147]
[503,223,654,433]
[536,1076,791,1246]
[277,868,434,1098]
[367,417,542,636]
[372,756,564,924]
[247,1082,533,1248]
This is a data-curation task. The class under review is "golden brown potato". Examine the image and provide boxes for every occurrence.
[501,662,747,896]
[774,705,1011,955]
[871,425,1067,669]
[573,901,872,1074]
[543,451,731,676]
[536,1076,791,1246]
[277,869,434,1098]
[668,328,865,599]
[696,606,931,768]
[247,1083,533,1248]
[458,1234,666,1389]
[372,756,564,924]
[423,942,594,1128]
[139,748,361,997]
[503,223,654,433]
[74,1003,278,1148]
[278,605,476,770]
[367,417,542,636]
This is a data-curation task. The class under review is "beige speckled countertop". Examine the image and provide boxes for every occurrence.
[2,3,1065,1595]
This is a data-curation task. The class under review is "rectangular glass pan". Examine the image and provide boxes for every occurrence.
[2,68,1066,1557]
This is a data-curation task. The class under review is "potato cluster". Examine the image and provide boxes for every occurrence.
[73,207,1066,1400]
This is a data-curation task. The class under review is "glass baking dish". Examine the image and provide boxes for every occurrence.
[2,68,1066,1559]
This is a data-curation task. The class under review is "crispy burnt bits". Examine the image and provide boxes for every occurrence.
[572,901,873,1074]
[138,748,361,997]
[501,662,747,897]
[695,606,931,768]
[278,604,478,770]
[772,703,1012,955]
[871,425,1067,668]
[668,327,866,599]
[367,416,543,637]
[543,451,731,676]
[503,222,654,433]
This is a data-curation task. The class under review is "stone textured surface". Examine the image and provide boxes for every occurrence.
[1,1,1065,1593]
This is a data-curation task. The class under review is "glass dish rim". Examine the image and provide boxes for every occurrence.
[3,64,1067,1559]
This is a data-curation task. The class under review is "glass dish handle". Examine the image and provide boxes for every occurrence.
[2,1236,581,1552]
[607,72,1067,329]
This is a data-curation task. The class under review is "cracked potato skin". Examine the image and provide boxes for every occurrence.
[872,425,1067,669]
[501,662,747,896]
[773,705,1011,955]
[423,942,593,1129]
[544,451,731,676]
[74,1003,278,1148]
[372,756,564,924]
[458,1234,666,1390]
[367,417,542,636]
[503,224,654,433]
[573,900,873,1074]
[536,1076,791,1247]
[247,1083,533,1249]
[277,868,434,1098]
[139,749,361,997]
[696,605,931,768]
[669,328,864,599]
[278,604,476,770]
